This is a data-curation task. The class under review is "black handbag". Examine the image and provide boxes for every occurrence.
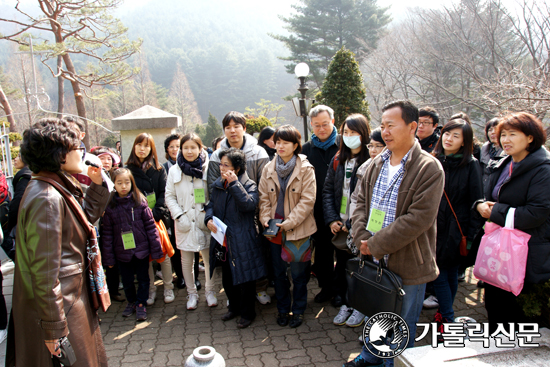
[346,256,405,316]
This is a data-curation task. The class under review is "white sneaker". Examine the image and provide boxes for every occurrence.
[423,295,439,309]
[164,289,175,303]
[206,291,218,307]
[0,329,7,344]
[147,291,156,306]
[346,309,366,327]
[187,294,198,310]
[118,281,124,290]
[333,304,353,325]
[199,264,205,272]
[155,270,163,280]
[256,291,271,305]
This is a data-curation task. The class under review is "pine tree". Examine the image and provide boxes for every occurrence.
[316,47,370,128]
[195,112,224,148]
[271,0,390,88]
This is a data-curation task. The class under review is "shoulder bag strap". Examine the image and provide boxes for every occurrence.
[33,177,93,235]
[443,190,465,238]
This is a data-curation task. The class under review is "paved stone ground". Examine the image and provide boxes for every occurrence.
[0,259,488,366]
[96,266,487,367]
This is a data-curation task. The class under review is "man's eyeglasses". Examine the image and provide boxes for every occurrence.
[418,121,436,127]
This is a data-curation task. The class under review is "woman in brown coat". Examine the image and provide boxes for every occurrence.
[259,125,317,329]
[12,119,110,367]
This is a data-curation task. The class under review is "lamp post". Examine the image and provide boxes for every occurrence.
[291,62,314,142]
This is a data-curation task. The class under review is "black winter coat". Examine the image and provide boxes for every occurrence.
[127,164,170,223]
[323,156,361,227]
[7,166,32,233]
[487,147,550,284]
[301,140,339,222]
[101,194,164,266]
[419,130,440,153]
[435,154,483,268]
[205,172,266,285]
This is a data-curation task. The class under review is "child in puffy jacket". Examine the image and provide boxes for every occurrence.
[102,168,164,321]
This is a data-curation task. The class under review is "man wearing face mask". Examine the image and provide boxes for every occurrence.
[322,114,371,314]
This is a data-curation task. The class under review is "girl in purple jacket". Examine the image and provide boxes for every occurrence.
[102,168,164,321]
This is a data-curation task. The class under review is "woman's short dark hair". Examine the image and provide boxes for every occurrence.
[370,127,385,146]
[338,114,371,166]
[273,125,302,155]
[211,136,224,151]
[219,147,247,174]
[432,119,474,167]
[222,111,247,129]
[485,117,500,142]
[126,133,162,170]
[496,112,546,152]
[21,118,81,174]
[258,126,275,145]
[164,133,183,160]
[180,133,203,151]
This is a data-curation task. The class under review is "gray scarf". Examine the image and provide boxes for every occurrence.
[275,155,297,218]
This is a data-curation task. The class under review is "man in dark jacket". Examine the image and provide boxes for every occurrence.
[301,105,341,305]
[417,106,440,153]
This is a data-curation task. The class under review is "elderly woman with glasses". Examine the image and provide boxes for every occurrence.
[11,118,110,367]
[205,148,266,329]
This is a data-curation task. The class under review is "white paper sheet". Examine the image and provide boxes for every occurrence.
[211,216,227,246]
[101,169,115,192]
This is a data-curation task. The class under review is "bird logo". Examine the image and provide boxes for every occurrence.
[363,312,409,358]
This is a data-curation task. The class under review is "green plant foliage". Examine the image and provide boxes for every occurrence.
[271,0,391,88]
[316,47,370,128]
[101,134,119,148]
[8,132,22,143]
[245,116,272,135]
[201,112,224,148]
[245,99,286,125]
[518,280,550,321]
[195,123,207,145]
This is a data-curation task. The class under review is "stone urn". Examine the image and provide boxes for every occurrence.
[184,346,225,367]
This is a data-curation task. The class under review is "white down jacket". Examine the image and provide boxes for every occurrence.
[165,155,210,252]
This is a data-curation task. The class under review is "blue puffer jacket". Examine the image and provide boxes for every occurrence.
[205,172,266,285]
[101,194,164,266]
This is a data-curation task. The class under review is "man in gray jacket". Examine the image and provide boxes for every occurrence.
[207,111,269,194]
[345,100,444,367]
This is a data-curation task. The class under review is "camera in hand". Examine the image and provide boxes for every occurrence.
[56,336,77,366]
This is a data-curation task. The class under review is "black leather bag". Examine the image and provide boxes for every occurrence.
[346,256,405,316]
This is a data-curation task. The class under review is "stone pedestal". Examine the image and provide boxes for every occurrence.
[112,105,181,165]
[396,327,550,367]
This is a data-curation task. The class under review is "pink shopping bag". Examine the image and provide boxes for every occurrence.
[473,208,530,296]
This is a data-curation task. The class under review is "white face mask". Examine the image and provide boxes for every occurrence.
[343,135,362,149]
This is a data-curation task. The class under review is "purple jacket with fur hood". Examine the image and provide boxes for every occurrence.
[101,194,164,266]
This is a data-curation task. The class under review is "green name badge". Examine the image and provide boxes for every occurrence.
[122,231,136,250]
[340,195,348,214]
[147,192,156,209]
[194,188,206,204]
[366,208,386,233]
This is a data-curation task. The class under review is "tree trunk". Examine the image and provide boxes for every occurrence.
[20,56,32,128]
[57,55,64,117]
[0,83,19,146]
[62,53,90,149]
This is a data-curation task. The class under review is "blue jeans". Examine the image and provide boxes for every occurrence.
[360,283,426,367]
[432,265,459,321]
[270,241,310,315]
